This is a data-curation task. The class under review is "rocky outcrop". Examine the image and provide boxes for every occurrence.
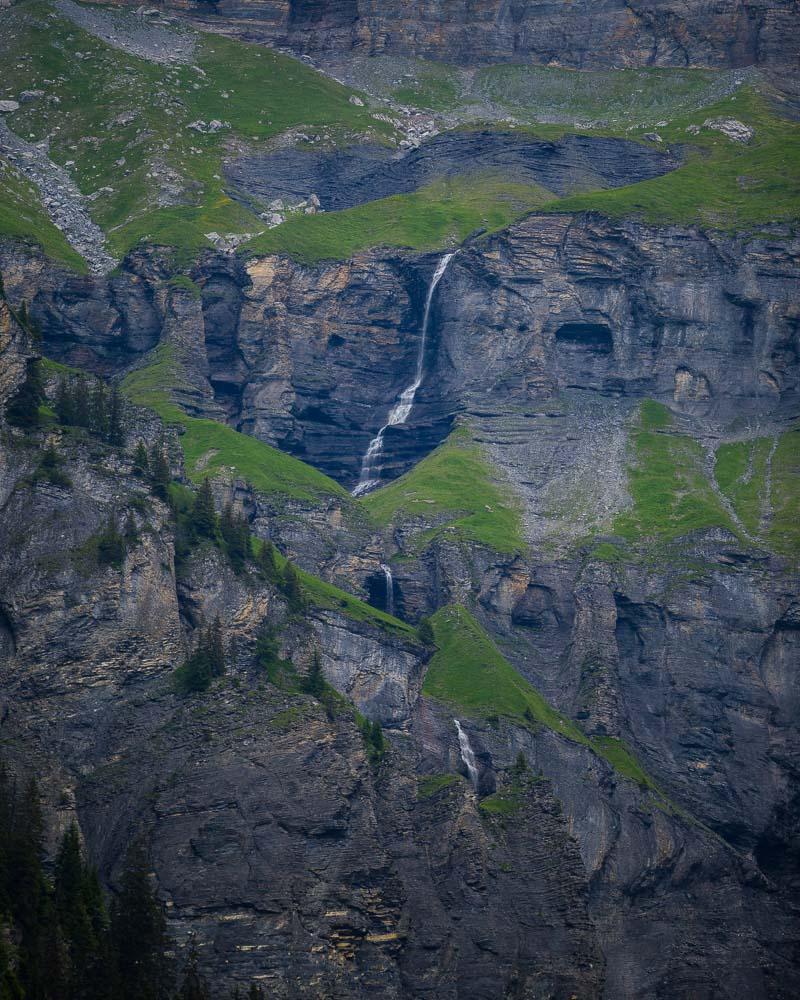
[226,131,683,213]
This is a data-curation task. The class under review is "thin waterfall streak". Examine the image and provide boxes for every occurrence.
[380,563,394,616]
[454,719,479,789]
[352,251,457,496]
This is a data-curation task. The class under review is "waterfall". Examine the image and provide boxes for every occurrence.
[454,719,479,789]
[380,563,394,616]
[352,251,457,497]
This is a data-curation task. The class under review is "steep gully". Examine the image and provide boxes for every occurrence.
[353,250,456,495]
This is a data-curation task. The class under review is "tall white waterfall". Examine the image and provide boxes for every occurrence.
[454,719,479,789]
[380,563,394,616]
[352,251,457,497]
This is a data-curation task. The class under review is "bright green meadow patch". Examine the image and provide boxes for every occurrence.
[549,90,800,230]
[424,604,666,795]
[361,427,524,553]
[614,400,736,544]
[423,605,587,741]
[244,173,552,263]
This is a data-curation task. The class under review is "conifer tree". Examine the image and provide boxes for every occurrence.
[107,385,125,447]
[132,441,149,477]
[176,939,209,1000]
[6,359,44,430]
[54,823,110,1000]
[123,512,138,546]
[207,617,225,678]
[90,382,108,440]
[110,843,170,1000]
[55,377,77,427]
[303,649,326,699]
[281,562,305,614]
[192,480,217,539]
[97,512,126,568]
[370,720,385,758]
[149,446,171,501]
[255,539,278,582]
[220,504,251,571]
[416,618,435,646]
[73,375,91,429]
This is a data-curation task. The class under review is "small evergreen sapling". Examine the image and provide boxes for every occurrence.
[192,479,217,539]
[132,440,149,477]
[6,358,45,429]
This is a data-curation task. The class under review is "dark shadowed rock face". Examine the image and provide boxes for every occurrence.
[89,0,799,68]
[225,132,683,212]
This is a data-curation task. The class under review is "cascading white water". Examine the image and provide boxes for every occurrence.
[454,719,479,789]
[380,563,394,616]
[352,251,457,496]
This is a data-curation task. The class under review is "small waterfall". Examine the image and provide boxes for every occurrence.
[353,251,457,496]
[380,563,394,616]
[454,719,479,789]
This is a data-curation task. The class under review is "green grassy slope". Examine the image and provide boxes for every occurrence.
[614,401,737,544]
[425,605,663,793]
[360,427,525,553]
[424,605,586,739]
[0,157,86,270]
[715,428,800,560]
[1,2,796,267]
[769,429,800,558]
[549,90,800,229]
[714,438,774,535]
[244,173,552,263]
[0,0,387,260]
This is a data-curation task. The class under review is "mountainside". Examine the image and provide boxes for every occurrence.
[1,0,799,997]
[84,0,799,70]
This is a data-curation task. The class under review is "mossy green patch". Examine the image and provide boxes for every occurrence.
[590,540,627,563]
[614,400,737,544]
[417,773,463,799]
[243,173,552,263]
[478,788,523,817]
[591,736,659,791]
[475,65,724,127]
[267,706,307,732]
[361,427,525,554]
[715,437,773,535]
[769,428,800,559]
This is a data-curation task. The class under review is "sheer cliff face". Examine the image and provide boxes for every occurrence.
[1,209,799,996]
[96,0,798,67]
[10,215,796,494]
